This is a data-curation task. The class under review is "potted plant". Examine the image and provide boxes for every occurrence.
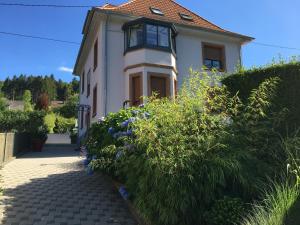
[70,127,78,144]
[31,125,48,152]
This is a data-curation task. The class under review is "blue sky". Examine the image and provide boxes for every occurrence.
[0,0,299,82]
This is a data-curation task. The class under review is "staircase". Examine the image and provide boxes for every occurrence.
[42,134,78,151]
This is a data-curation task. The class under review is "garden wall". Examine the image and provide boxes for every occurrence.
[0,132,31,166]
[223,62,300,131]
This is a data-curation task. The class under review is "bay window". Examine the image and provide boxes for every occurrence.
[123,18,177,54]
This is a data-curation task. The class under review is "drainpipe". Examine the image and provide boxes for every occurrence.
[104,13,110,116]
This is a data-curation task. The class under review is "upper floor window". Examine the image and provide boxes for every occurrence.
[202,43,226,71]
[123,18,177,55]
[87,70,91,97]
[93,39,98,71]
[92,85,97,117]
[179,13,193,21]
[129,24,143,47]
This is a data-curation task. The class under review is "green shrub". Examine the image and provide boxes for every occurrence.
[0,110,45,133]
[119,72,285,225]
[85,70,288,225]
[44,113,56,133]
[204,196,246,225]
[53,116,75,133]
[241,182,299,225]
[223,61,300,132]
[54,94,78,118]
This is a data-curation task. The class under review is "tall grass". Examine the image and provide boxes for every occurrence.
[241,182,298,225]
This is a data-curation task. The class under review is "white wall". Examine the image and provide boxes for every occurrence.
[176,26,241,87]
[77,14,242,135]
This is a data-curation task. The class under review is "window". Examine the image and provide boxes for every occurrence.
[87,70,91,97]
[80,111,84,129]
[85,111,90,129]
[158,26,169,47]
[123,18,176,54]
[146,25,169,47]
[148,73,170,98]
[202,43,225,71]
[150,7,164,16]
[179,13,193,21]
[81,71,85,93]
[129,24,143,47]
[146,25,158,45]
[130,73,143,106]
[92,85,97,117]
[94,39,98,71]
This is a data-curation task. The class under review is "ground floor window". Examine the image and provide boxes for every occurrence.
[129,73,143,106]
[148,73,170,98]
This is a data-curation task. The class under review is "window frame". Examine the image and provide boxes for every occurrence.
[202,42,226,72]
[147,72,171,98]
[87,69,91,97]
[92,84,97,117]
[129,73,143,107]
[150,7,164,16]
[123,18,177,56]
[93,39,98,71]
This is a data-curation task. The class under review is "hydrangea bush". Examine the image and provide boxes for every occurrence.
[84,69,288,225]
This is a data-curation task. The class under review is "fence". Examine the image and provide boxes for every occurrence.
[0,133,31,166]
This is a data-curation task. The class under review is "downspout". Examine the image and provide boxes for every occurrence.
[104,13,110,116]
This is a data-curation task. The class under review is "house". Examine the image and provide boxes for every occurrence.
[73,0,254,136]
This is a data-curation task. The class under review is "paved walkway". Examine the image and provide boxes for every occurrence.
[0,148,137,225]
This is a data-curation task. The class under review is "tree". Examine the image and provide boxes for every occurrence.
[23,90,33,111]
[35,93,49,111]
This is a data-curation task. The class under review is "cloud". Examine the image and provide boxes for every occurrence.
[58,66,73,73]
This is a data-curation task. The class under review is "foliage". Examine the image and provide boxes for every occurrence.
[44,113,56,133]
[241,182,299,225]
[223,61,300,132]
[85,109,134,177]
[0,110,45,133]
[1,75,79,102]
[54,94,79,118]
[31,125,48,141]
[35,93,49,111]
[0,95,8,111]
[23,90,33,111]
[53,116,76,133]
[84,69,289,225]
[203,196,246,225]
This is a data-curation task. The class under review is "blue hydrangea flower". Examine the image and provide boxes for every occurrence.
[119,186,129,200]
[126,129,133,136]
[108,127,115,135]
[131,110,140,116]
[139,104,145,108]
[128,117,137,123]
[121,120,129,128]
[116,151,123,160]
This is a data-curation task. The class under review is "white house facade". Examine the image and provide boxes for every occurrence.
[73,0,253,137]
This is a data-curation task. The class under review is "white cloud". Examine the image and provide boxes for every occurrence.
[58,66,73,73]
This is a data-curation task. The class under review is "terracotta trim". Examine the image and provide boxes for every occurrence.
[202,42,226,72]
[124,63,178,74]
[147,72,171,97]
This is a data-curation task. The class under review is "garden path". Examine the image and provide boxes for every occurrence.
[0,147,137,225]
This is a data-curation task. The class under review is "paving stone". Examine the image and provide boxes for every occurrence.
[0,148,137,225]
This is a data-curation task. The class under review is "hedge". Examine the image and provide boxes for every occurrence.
[223,62,300,131]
